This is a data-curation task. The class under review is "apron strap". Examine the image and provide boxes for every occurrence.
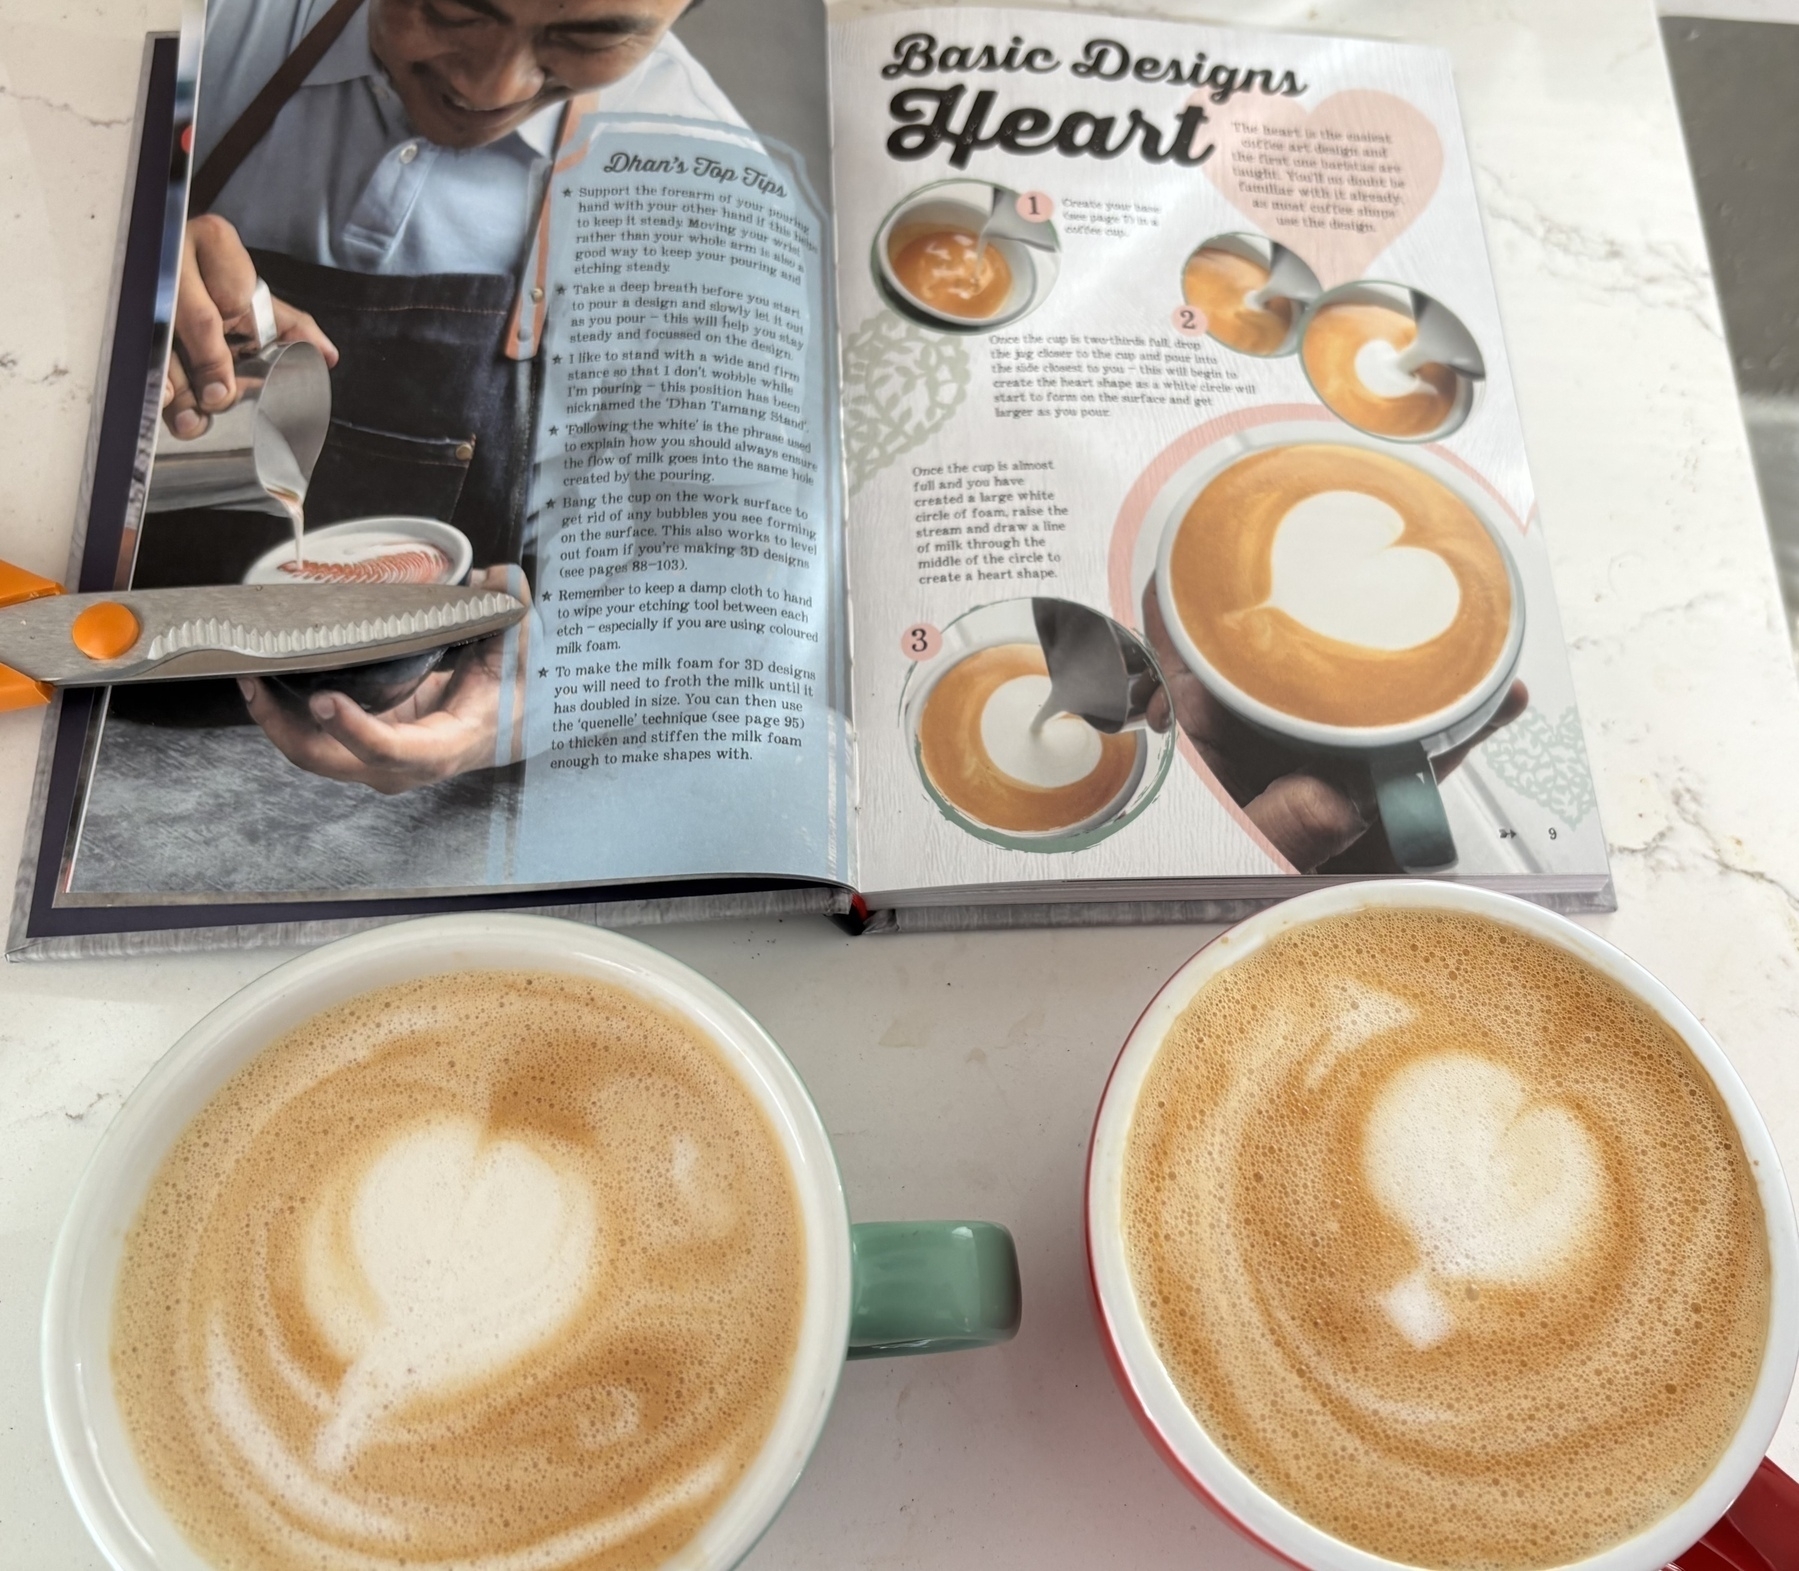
[190,0,367,214]
[504,96,593,361]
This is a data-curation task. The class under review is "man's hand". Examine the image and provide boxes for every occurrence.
[162,214,339,438]
[241,567,529,795]
[1141,582,1527,872]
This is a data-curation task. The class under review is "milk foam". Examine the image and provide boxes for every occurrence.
[304,1116,599,1472]
[979,674,1102,788]
[1354,337,1430,400]
[1121,907,1771,1571]
[1365,1054,1601,1292]
[110,972,805,1571]
[1264,490,1461,651]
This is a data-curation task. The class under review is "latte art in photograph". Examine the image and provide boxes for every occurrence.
[918,642,1141,833]
[1303,299,1460,438]
[1180,243,1294,356]
[1168,444,1513,729]
[110,972,804,1571]
[1121,908,1770,1571]
[888,223,1012,319]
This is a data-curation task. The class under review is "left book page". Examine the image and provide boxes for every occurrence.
[29,0,850,938]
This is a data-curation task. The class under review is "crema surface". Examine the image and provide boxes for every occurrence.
[888,225,1012,319]
[113,971,805,1571]
[1181,244,1295,356]
[918,642,1140,833]
[1122,909,1769,1571]
[1302,300,1460,438]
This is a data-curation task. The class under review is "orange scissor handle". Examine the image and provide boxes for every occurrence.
[0,560,65,711]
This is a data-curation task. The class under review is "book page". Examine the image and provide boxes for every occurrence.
[53,0,850,912]
[830,7,1609,901]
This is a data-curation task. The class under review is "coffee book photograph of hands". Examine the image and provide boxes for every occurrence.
[8,0,1613,956]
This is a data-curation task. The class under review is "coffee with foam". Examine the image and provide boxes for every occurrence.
[111,971,804,1571]
[1122,908,1770,1571]
[888,225,1012,320]
[1166,444,1512,729]
[1303,299,1460,438]
[917,642,1141,834]
[1181,244,1295,356]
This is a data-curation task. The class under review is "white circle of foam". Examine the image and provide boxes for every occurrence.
[1354,337,1430,400]
[979,675,1102,789]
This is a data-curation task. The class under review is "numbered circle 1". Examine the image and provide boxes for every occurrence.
[1171,305,1209,339]
[900,622,943,661]
[1015,191,1055,223]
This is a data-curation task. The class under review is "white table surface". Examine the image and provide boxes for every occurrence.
[6,0,1799,1565]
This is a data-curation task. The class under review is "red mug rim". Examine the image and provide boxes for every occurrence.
[1083,881,1799,1571]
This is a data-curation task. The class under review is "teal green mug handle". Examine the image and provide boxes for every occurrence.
[847,1221,1022,1359]
[1370,743,1457,874]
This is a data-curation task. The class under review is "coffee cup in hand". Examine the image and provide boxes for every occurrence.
[1151,425,1526,871]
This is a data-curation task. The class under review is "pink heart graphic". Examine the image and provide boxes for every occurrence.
[1200,89,1444,288]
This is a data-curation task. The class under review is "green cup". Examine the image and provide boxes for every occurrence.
[44,914,1021,1571]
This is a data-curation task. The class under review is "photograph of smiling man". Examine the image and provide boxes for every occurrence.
[59,0,844,911]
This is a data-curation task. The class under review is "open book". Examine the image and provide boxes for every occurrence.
[11,0,1612,956]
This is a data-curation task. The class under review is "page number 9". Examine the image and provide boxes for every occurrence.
[901,623,942,660]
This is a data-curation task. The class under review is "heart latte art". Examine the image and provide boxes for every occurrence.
[1122,909,1770,1571]
[112,972,804,1571]
[1167,444,1513,729]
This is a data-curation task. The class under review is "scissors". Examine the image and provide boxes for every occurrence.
[0,559,526,711]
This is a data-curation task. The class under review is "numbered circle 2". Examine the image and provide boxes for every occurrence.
[900,622,943,661]
[1016,191,1055,223]
[1171,305,1209,339]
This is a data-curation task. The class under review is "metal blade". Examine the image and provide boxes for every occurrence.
[0,585,526,686]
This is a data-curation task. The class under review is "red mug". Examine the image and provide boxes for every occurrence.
[1085,882,1799,1571]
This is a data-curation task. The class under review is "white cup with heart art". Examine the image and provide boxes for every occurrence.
[1150,422,1526,872]
[1086,880,1799,1571]
[43,914,1021,1571]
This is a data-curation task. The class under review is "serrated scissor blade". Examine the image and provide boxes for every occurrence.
[0,585,527,686]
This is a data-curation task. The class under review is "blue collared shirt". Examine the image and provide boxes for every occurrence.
[195,0,741,278]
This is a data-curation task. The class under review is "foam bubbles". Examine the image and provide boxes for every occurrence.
[1381,1269,1453,1351]
[111,972,805,1571]
[1364,1053,1602,1298]
[1121,907,1770,1571]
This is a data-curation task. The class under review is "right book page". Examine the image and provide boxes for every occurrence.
[830,7,1611,905]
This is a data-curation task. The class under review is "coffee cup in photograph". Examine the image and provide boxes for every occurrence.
[44,915,1021,1571]
[1150,424,1526,872]
[872,179,1060,333]
[241,515,473,587]
[243,516,481,713]
[1299,282,1480,442]
[1086,882,1799,1571]
[900,597,1175,851]
[1180,233,1320,358]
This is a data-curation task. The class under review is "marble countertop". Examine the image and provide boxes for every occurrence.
[5,0,1799,1565]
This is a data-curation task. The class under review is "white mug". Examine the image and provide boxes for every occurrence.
[44,914,1021,1571]
[1150,425,1527,873]
[1086,881,1799,1571]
